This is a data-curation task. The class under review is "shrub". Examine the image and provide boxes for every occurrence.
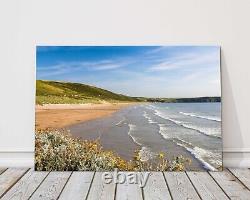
[35,130,190,171]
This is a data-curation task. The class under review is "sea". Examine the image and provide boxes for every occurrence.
[128,102,222,170]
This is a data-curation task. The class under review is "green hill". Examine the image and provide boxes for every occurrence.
[36,80,137,104]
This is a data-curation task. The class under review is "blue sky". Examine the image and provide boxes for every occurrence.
[37,46,221,98]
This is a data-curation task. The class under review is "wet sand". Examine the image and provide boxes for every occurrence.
[66,105,140,160]
[35,103,134,129]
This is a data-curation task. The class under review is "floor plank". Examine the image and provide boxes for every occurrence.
[29,171,71,200]
[228,168,250,190]
[209,169,250,200]
[143,172,171,200]
[115,172,143,200]
[59,171,94,200]
[1,169,48,200]
[2,168,250,199]
[87,172,116,200]
[0,168,28,198]
[187,171,229,200]
[164,172,201,200]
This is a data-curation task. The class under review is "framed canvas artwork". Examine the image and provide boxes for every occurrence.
[35,46,222,171]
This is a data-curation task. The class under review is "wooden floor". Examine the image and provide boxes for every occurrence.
[0,168,250,199]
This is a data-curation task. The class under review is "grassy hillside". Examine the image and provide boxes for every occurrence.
[36,80,137,104]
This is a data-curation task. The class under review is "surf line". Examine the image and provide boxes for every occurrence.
[155,110,220,138]
[179,111,221,122]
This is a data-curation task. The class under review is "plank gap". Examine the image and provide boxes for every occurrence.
[59,171,94,200]
[164,172,201,199]
[143,172,171,200]
[207,170,231,199]
[209,168,250,199]
[1,168,49,200]
[185,171,203,199]
[0,168,29,198]
[28,170,50,199]
[187,171,229,199]
[85,171,96,200]
[141,186,145,200]
[228,168,250,191]
[114,173,118,200]
[29,171,72,200]
[0,168,8,175]
[57,171,73,199]
[162,172,173,200]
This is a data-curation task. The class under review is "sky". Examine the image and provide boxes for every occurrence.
[36,46,221,98]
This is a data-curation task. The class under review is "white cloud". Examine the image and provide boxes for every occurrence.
[148,50,219,72]
[37,59,126,77]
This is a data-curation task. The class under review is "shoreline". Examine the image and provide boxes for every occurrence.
[67,104,207,170]
[35,102,137,130]
[35,102,217,171]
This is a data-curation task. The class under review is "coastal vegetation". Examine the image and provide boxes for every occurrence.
[35,130,191,171]
[36,80,220,105]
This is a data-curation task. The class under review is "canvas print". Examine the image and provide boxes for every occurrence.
[35,46,222,171]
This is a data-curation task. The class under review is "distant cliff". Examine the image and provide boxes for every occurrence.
[135,96,221,103]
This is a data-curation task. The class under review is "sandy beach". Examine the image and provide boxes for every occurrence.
[35,103,134,129]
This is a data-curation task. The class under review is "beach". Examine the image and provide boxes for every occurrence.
[35,103,134,129]
[35,102,222,171]
[66,103,222,171]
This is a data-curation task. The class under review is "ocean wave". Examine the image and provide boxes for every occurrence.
[127,124,155,161]
[180,123,221,138]
[154,110,179,123]
[143,111,157,124]
[158,124,169,139]
[179,111,221,122]
[173,138,220,171]
[155,110,221,138]
[128,124,142,145]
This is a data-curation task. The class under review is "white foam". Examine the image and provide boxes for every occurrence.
[174,139,220,171]
[175,138,193,146]
[158,124,169,139]
[128,124,142,146]
[155,110,187,127]
[155,110,221,138]
[143,111,157,124]
[128,123,156,162]
[179,112,221,122]
[180,123,221,138]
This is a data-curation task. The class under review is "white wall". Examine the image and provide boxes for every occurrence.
[0,0,250,167]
